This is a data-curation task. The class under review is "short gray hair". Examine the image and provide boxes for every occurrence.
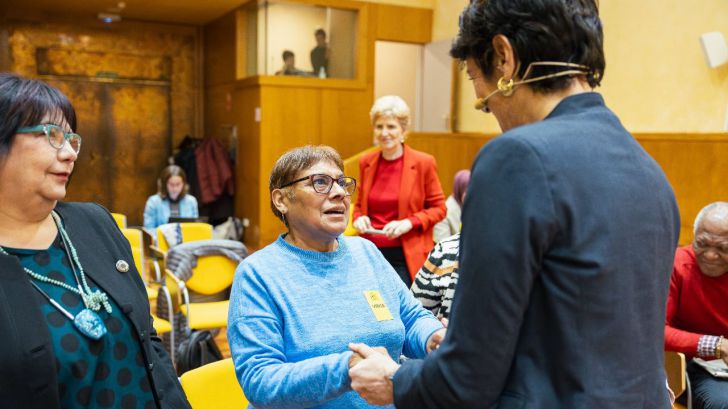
[269,145,344,224]
[369,95,410,132]
[693,201,728,234]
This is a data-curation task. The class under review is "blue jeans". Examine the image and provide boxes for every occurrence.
[687,359,728,409]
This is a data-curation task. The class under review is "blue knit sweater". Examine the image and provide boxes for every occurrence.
[228,235,442,408]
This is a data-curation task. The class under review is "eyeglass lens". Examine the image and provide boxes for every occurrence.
[311,175,356,195]
[47,126,81,153]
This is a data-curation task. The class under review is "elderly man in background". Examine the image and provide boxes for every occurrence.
[666,201,728,408]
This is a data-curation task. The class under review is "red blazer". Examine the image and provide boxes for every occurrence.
[353,144,446,280]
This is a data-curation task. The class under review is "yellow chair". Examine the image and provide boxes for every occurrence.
[664,351,691,409]
[165,266,231,330]
[180,358,248,409]
[120,227,172,335]
[111,212,127,229]
[156,222,213,252]
[344,205,358,236]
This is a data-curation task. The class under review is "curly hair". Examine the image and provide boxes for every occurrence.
[451,0,605,92]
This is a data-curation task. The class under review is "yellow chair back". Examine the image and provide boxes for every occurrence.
[156,222,213,252]
[111,212,127,229]
[180,358,248,409]
[664,351,687,403]
[120,228,145,278]
[187,255,238,295]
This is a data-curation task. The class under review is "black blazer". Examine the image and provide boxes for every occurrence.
[0,202,190,409]
[393,93,680,408]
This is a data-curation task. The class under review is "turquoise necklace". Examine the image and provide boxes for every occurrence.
[0,211,111,340]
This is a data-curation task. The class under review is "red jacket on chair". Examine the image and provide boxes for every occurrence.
[353,144,446,280]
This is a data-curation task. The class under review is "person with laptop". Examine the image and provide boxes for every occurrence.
[143,165,199,229]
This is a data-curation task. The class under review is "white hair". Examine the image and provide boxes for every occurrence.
[693,201,728,234]
[369,95,410,131]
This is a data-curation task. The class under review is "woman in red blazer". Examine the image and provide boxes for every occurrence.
[353,95,446,286]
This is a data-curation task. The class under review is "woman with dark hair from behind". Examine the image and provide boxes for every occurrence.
[0,73,189,408]
[143,164,199,230]
[348,1,680,407]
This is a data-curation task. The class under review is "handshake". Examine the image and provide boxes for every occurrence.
[346,324,447,405]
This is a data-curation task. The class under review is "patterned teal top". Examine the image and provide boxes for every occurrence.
[5,235,155,409]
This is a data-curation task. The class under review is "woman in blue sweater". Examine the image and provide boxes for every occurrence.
[227,145,445,408]
[143,165,198,229]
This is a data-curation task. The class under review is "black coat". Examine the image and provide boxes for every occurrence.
[394,93,680,408]
[0,202,190,409]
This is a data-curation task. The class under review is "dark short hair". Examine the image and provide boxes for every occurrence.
[269,145,344,224]
[282,50,294,61]
[0,73,77,156]
[314,29,326,38]
[451,0,605,92]
[158,165,189,199]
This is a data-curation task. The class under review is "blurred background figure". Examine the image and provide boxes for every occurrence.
[0,73,189,409]
[411,233,460,320]
[310,28,330,78]
[144,164,199,230]
[353,95,446,287]
[433,169,469,242]
[275,50,307,76]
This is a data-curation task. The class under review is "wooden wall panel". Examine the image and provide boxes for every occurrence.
[373,4,433,44]
[231,86,261,246]
[637,134,728,245]
[396,132,728,247]
[204,11,237,86]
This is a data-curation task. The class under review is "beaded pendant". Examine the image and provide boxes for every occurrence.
[73,308,107,340]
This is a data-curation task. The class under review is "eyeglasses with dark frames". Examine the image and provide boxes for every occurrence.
[279,174,357,196]
[16,124,82,154]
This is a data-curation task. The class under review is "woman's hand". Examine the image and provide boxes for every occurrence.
[353,216,373,233]
[721,337,728,366]
[382,219,413,239]
[426,328,447,352]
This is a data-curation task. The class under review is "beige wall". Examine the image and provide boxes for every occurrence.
[439,0,728,133]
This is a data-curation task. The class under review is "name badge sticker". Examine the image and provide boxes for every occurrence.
[363,290,394,321]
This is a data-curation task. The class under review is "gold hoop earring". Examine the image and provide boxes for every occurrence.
[497,77,515,96]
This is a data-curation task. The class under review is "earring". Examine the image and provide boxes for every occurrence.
[497,77,515,96]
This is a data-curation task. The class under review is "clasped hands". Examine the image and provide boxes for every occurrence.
[348,324,447,405]
[353,216,413,239]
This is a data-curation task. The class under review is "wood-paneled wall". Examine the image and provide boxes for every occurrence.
[404,132,728,246]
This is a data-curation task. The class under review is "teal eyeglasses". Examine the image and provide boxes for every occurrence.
[16,124,82,154]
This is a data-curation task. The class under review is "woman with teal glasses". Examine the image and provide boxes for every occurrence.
[0,73,189,409]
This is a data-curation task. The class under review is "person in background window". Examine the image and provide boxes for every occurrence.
[0,72,190,409]
[143,165,198,229]
[275,50,308,76]
[665,201,728,408]
[433,169,470,243]
[352,95,446,287]
[310,28,330,78]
